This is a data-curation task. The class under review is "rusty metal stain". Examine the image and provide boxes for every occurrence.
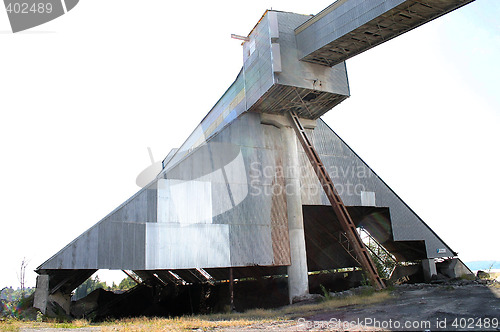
[270,142,291,265]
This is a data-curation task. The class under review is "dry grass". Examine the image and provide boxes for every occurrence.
[0,319,46,332]
[0,291,391,331]
[99,316,267,332]
[279,291,390,318]
[489,272,500,280]
[0,318,93,331]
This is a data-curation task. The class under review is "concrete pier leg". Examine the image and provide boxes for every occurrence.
[49,292,72,315]
[34,274,72,316]
[34,275,49,314]
[282,126,309,303]
[422,258,437,282]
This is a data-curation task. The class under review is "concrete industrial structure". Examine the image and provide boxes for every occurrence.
[35,0,474,316]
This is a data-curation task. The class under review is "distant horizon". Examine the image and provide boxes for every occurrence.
[464,260,500,271]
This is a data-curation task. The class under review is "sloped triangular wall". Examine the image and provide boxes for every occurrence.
[38,112,291,271]
[38,112,454,274]
[300,119,455,259]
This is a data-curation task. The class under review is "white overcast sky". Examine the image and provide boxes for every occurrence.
[0,0,498,288]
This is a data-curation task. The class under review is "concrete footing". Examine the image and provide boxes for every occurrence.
[33,275,49,314]
[422,258,437,282]
[438,258,474,278]
[33,274,72,316]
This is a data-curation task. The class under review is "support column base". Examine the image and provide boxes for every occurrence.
[422,259,437,282]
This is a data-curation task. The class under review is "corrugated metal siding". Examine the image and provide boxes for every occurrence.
[38,4,464,273]
[303,119,455,258]
[39,111,455,272]
[163,70,247,171]
[162,13,274,173]
[244,14,274,109]
[97,221,146,270]
[269,166,291,264]
[212,114,289,266]
[248,12,350,119]
[152,113,290,269]
[106,187,157,223]
[162,10,351,174]
[145,223,230,270]
[41,225,99,270]
[162,114,287,267]
[38,181,153,270]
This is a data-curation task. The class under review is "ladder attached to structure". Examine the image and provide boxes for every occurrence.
[288,111,386,290]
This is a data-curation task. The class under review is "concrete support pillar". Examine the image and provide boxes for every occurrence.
[34,275,72,316]
[33,275,49,314]
[49,292,72,315]
[422,258,437,282]
[282,126,309,303]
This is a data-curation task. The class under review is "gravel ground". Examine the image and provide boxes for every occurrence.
[229,281,500,331]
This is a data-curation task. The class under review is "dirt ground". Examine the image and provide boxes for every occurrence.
[235,281,500,331]
[295,282,499,331]
[18,281,500,331]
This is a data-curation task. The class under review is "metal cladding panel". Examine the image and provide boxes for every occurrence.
[247,11,350,119]
[163,70,246,171]
[97,221,146,270]
[160,10,353,174]
[38,220,147,271]
[39,225,99,270]
[75,225,99,269]
[296,0,474,66]
[124,221,147,269]
[229,224,274,266]
[275,11,349,96]
[157,113,290,268]
[157,179,213,224]
[145,223,230,270]
[301,119,455,258]
[37,183,153,270]
[243,13,274,110]
[212,110,269,149]
[163,13,274,172]
[106,187,157,223]
[210,182,252,220]
[268,127,291,265]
